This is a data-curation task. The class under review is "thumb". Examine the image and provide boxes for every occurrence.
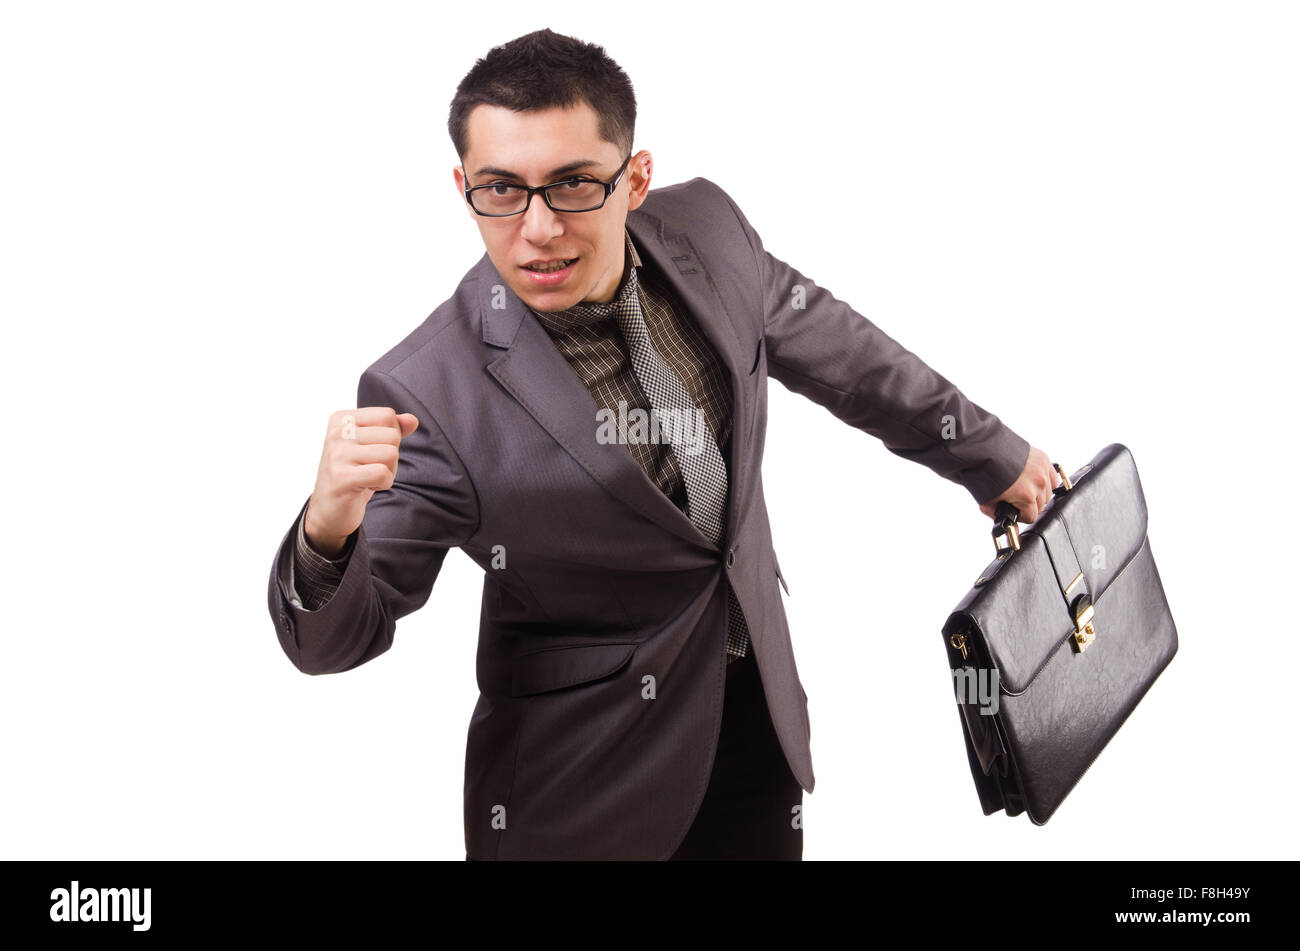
[396,413,420,438]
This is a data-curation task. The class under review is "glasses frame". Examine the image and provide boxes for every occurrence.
[462,153,633,217]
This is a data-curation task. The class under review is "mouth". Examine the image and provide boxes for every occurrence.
[520,256,579,286]
[522,257,578,273]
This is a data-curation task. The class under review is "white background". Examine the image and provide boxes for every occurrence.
[2,0,1294,860]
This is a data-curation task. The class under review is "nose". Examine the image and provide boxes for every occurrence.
[519,191,564,246]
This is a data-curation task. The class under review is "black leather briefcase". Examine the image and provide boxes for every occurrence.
[940,442,1178,824]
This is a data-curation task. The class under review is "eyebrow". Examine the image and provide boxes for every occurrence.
[470,159,605,182]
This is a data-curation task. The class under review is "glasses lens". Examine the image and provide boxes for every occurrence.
[546,180,606,211]
[471,184,528,215]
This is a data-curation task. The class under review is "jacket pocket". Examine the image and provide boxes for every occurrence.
[509,641,637,697]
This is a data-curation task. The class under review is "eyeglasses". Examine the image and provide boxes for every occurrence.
[463,154,633,217]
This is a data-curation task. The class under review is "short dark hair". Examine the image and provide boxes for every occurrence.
[448,29,636,164]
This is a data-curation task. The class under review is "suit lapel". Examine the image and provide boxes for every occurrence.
[480,204,749,552]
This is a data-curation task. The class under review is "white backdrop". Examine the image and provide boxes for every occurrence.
[2,0,1294,860]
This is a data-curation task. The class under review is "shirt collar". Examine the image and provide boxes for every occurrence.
[530,228,642,335]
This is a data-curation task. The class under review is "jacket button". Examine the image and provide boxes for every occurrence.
[725,547,736,568]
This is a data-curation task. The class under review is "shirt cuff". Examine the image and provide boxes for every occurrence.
[291,511,355,611]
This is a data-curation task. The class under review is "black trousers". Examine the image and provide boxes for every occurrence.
[466,649,804,861]
[668,648,804,860]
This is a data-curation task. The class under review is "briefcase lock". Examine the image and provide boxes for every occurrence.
[1070,595,1097,653]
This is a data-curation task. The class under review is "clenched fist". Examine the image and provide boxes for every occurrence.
[978,446,1060,524]
[303,407,420,557]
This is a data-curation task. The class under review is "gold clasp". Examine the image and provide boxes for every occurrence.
[993,520,1021,555]
[1070,596,1097,653]
[950,632,969,661]
[1055,462,1073,491]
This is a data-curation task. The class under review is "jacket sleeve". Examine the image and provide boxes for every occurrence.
[711,180,1030,506]
[267,367,480,675]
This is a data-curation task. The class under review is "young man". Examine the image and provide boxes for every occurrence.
[267,28,1058,860]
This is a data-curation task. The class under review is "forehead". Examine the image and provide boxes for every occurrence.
[463,102,619,173]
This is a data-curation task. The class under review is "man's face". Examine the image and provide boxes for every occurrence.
[454,101,651,313]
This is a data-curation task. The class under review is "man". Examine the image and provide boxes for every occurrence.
[266,28,1058,860]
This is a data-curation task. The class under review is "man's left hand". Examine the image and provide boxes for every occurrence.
[978,446,1060,523]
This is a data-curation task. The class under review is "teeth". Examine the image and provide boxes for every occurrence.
[527,258,573,273]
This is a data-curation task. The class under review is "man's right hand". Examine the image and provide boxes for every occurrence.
[977,445,1059,524]
[303,407,420,558]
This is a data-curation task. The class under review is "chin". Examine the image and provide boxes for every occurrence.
[519,282,587,313]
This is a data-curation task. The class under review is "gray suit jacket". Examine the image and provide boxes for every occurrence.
[266,176,1030,859]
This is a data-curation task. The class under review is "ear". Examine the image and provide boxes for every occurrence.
[626,150,653,211]
[453,166,476,219]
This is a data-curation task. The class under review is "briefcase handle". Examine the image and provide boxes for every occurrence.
[991,462,1074,554]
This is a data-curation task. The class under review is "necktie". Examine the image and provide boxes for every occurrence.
[609,266,730,545]
[546,263,750,660]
